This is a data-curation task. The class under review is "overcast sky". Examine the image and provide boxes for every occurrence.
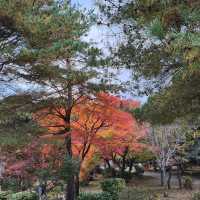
[72,0,93,8]
[1,0,147,103]
[71,0,148,103]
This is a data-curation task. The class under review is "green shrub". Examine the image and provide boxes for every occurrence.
[78,192,113,200]
[78,178,126,200]
[48,185,64,199]
[0,191,11,200]
[119,188,159,200]
[120,172,134,182]
[0,191,38,200]
[50,185,63,193]
[183,176,193,190]
[80,180,90,187]
[1,178,19,192]
[8,191,38,200]
[192,192,200,200]
[101,178,125,194]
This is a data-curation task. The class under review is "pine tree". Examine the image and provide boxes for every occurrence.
[98,0,200,121]
[0,1,121,199]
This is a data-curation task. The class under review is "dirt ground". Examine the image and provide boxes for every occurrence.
[158,190,194,200]
[80,171,200,200]
[127,171,200,200]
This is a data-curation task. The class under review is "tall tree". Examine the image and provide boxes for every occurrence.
[97,0,200,121]
[35,93,140,195]
[136,71,200,124]
[0,1,123,199]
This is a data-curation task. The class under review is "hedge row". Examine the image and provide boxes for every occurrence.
[0,191,38,200]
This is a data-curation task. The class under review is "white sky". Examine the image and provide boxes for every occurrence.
[72,0,93,8]
[1,0,148,103]
[72,0,148,103]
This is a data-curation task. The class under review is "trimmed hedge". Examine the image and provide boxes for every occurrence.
[0,191,38,200]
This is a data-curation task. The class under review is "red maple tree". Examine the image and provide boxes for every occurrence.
[3,93,146,193]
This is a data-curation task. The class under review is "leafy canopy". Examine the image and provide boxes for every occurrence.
[98,0,200,122]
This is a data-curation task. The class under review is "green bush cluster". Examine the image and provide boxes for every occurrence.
[79,178,125,200]
[0,191,11,200]
[78,192,113,200]
[183,176,193,190]
[192,192,200,200]
[101,178,126,195]
[119,188,159,200]
[119,172,133,182]
[1,178,19,192]
[0,191,38,200]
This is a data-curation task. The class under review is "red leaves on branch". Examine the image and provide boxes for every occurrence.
[35,93,146,166]
[4,93,147,180]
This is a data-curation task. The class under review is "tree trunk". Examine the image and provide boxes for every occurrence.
[121,147,128,176]
[160,169,164,186]
[177,165,182,189]
[160,156,166,187]
[65,125,76,200]
[160,166,166,186]
[121,158,126,175]
[75,174,80,197]
[75,162,82,197]
[0,160,4,191]
[66,176,75,200]
[167,167,172,189]
[111,168,116,177]
[65,62,75,200]
[106,160,111,169]
[129,160,134,174]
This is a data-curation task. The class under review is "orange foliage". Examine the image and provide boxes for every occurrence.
[35,93,146,178]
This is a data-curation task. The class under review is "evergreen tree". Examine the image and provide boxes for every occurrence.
[0,1,121,199]
[98,0,200,121]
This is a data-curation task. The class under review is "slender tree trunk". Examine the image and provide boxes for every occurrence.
[121,147,128,176]
[105,160,115,177]
[112,168,116,177]
[65,61,75,200]
[160,154,167,187]
[0,159,4,191]
[65,125,76,200]
[106,160,111,169]
[129,160,134,174]
[75,173,80,196]
[160,164,166,187]
[167,167,172,189]
[160,169,164,186]
[66,176,75,200]
[75,162,82,197]
[65,126,76,200]
[121,157,126,175]
[177,165,182,189]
